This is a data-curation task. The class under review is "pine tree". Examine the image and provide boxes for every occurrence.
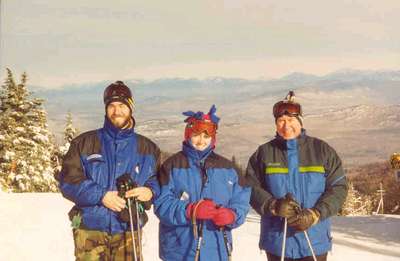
[0,69,58,192]
[54,112,78,175]
[59,111,77,156]
[341,182,373,215]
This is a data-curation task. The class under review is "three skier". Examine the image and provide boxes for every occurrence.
[56,81,347,261]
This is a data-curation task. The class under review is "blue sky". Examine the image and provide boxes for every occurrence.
[1,0,399,88]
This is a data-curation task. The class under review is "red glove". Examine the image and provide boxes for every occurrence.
[212,207,236,227]
[186,199,217,220]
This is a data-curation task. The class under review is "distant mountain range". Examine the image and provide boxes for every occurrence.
[32,69,400,166]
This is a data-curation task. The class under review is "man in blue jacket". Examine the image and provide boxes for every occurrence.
[245,91,348,261]
[56,81,160,260]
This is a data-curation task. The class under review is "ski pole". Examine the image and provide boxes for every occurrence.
[191,199,204,239]
[127,198,138,261]
[303,231,317,261]
[191,200,205,261]
[220,227,232,261]
[135,199,143,261]
[285,193,316,261]
[280,217,287,261]
[194,221,204,261]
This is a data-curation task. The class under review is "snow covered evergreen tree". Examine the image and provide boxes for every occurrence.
[341,182,373,215]
[54,112,78,175]
[0,69,58,192]
[59,111,77,156]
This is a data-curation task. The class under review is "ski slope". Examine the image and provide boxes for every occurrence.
[0,193,399,261]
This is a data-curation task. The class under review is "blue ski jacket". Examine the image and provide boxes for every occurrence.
[154,142,251,261]
[57,117,160,234]
[246,131,348,258]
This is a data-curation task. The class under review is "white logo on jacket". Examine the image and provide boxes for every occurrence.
[86,154,102,161]
[180,191,190,201]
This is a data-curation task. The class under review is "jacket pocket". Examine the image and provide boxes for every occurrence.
[307,220,330,245]
[160,226,182,250]
[82,155,107,186]
[303,172,326,208]
[265,174,288,198]
[209,170,234,206]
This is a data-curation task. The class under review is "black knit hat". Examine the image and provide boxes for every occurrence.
[103,81,135,112]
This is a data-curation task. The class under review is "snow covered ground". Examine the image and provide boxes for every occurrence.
[1,193,399,261]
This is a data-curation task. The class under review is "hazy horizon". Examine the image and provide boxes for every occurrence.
[1,1,399,88]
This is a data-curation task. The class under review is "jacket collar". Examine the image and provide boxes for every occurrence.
[103,116,136,140]
[182,141,214,167]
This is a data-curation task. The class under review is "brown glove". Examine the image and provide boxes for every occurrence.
[267,193,301,218]
[287,208,320,231]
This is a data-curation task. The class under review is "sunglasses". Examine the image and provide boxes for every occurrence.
[273,101,302,118]
[187,119,217,136]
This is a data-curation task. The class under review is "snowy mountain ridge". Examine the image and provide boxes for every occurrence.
[306,104,400,128]
[30,69,400,166]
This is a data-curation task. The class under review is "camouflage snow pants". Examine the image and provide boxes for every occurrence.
[73,228,142,261]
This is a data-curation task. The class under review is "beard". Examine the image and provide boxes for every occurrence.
[109,114,132,129]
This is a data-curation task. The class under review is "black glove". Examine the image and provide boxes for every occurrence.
[268,193,300,218]
[287,208,320,231]
[118,199,149,227]
[116,173,149,227]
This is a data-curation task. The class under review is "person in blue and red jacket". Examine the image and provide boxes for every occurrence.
[56,81,160,260]
[154,105,251,261]
[245,91,348,261]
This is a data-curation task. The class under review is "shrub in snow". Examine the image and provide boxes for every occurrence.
[341,182,374,215]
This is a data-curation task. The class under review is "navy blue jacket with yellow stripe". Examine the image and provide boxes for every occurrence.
[56,117,160,234]
[245,130,348,258]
